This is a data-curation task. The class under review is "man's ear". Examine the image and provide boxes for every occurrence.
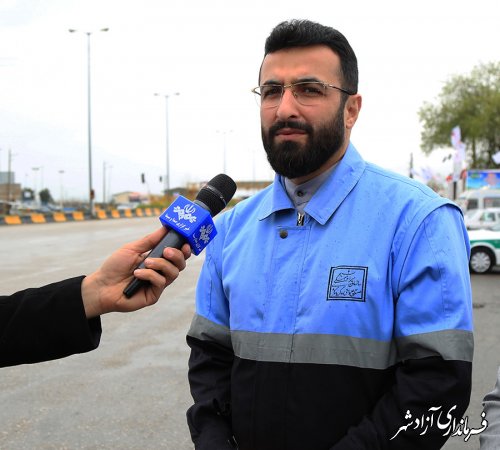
[344,94,362,130]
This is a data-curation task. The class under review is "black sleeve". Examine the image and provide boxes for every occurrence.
[186,335,237,450]
[480,367,500,448]
[330,357,472,449]
[0,276,102,367]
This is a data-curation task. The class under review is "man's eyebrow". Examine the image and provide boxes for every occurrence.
[295,76,322,83]
[261,76,323,85]
[261,79,282,85]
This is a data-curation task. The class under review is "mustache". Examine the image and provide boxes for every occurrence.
[269,120,313,136]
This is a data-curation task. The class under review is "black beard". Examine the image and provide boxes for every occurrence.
[261,108,345,179]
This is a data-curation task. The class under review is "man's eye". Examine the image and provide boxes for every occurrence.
[298,84,324,96]
[261,86,282,98]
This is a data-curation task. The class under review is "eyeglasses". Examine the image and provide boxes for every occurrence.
[251,81,355,108]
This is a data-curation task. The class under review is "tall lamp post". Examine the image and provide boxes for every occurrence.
[102,161,112,206]
[58,170,65,210]
[216,129,233,174]
[32,166,40,205]
[69,27,109,217]
[154,92,179,195]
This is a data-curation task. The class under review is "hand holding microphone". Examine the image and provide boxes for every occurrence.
[81,227,191,317]
[123,174,237,298]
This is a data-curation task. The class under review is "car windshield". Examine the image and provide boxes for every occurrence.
[465,210,482,219]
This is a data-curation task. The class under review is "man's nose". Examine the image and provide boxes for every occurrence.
[275,88,301,121]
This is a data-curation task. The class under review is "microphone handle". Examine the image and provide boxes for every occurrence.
[123,230,186,298]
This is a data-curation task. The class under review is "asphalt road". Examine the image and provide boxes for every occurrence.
[1,218,499,450]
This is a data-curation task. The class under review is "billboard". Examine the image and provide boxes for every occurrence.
[466,170,500,190]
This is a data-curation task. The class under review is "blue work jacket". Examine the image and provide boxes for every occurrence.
[187,143,473,450]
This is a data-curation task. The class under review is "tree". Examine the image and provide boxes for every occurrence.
[39,188,54,205]
[418,62,500,169]
[21,188,35,202]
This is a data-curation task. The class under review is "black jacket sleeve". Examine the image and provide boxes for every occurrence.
[480,367,500,448]
[330,357,472,449]
[186,335,237,450]
[0,276,102,367]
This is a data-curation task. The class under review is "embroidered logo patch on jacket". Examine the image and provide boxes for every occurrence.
[327,266,368,302]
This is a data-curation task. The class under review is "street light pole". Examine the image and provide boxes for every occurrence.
[32,167,40,205]
[7,149,13,203]
[102,161,112,206]
[154,92,179,195]
[59,170,65,210]
[216,130,233,174]
[69,27,108,217]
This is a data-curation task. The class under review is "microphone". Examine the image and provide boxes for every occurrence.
[123,174,237,298]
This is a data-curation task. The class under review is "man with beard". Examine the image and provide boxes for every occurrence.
[186,20,473,450]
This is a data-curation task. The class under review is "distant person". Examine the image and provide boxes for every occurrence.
[186,19,473,449]
[480,367,500,448]
[0,227,190,367]
[485,172,499,188]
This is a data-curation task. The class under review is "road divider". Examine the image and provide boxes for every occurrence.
[0,208,163,225]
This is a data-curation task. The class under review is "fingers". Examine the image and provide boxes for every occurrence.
[123,229,192,264]
[163,245,191,271]
[134,264,178,290]
[133,246,189,291]
[123,231,191,298]
[180,243,192,260]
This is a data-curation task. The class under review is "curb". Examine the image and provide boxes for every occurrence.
[0,208,163,226]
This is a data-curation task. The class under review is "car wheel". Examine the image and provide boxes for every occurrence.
[469,248,494,274]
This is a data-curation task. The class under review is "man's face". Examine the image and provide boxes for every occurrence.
[259,45,354,182]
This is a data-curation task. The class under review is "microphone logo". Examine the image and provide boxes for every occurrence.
[199,224,214,244]
[173,204,197,223]
[159,195,219,255]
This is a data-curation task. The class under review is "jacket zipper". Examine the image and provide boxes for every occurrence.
[297,212,305,226]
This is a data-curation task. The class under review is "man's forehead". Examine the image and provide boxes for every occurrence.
[260,45,340,83]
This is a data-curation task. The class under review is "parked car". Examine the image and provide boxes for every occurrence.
[464,208,485,229]
[466,207,500,230]
[456,188,500,211]
[468,224,500,273]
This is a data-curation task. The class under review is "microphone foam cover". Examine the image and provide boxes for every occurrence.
[196,174,237,216]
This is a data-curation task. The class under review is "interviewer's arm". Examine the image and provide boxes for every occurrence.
[0,228,190,367]
[0,277,101,367]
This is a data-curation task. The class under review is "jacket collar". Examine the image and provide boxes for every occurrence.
[257,143,366,225]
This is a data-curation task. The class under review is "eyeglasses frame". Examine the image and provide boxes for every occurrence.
[251,81,356,108]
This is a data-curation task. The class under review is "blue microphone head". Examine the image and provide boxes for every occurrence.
[196,174,237,216]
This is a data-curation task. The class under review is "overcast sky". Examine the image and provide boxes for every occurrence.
[1,0,499,202]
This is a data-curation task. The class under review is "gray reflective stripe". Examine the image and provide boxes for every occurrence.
[232,330,398,369]
[188,314,473,368]
[396,329,474,362]
[232,329,473,369]
[187,314,232,348]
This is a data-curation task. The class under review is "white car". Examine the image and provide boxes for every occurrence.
[464,209,485,229]
[466,207,500,230]
[468,224,500,273]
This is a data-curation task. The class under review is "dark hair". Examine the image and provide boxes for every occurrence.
[263,19,358,94]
